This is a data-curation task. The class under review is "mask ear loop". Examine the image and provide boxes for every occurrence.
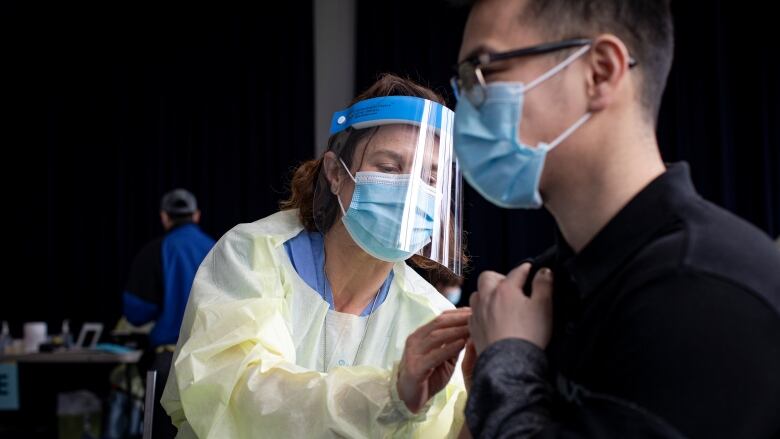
[546,113,592,151]
[336,158,357,215]
[521,44,594,151]
[523,44,592,92]
[338,158,357,183]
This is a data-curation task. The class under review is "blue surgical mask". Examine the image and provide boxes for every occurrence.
[453,45,592,209]
[337,160,436,262]
[444,287,462,305]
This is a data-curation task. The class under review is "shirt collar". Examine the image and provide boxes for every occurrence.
[556,162,699,298]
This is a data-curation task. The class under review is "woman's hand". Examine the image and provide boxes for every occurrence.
[397,308,471,413]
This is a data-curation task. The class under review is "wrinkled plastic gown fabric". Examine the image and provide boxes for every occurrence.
[161,210,466,438]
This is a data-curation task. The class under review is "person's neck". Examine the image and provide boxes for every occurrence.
[323,224,394,315]
[545,127,665,253]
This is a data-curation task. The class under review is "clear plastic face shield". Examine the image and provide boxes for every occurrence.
[313,96,463,276]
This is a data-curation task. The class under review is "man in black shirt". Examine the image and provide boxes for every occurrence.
[449,0,780,437]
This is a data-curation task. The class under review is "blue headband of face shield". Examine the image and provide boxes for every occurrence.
[330,96,449,135]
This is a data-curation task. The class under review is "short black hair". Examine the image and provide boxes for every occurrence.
[456,0,674,121]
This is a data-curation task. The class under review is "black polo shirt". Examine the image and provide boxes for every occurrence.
[466,162,780,439]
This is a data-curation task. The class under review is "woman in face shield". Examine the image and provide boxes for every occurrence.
[161,74,471,438]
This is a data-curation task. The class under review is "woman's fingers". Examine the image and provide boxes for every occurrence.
[414,308,471,338]
[419,338,467,371]
[417,325,470,353]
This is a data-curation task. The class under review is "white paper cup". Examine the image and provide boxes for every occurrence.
[23,322,47,353]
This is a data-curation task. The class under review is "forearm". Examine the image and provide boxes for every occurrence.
[466,338,552,438]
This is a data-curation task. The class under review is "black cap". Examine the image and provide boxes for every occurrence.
[161,188,198,215]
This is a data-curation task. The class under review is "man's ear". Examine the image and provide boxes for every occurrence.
[585,34,632,113]
[160,211,171,230]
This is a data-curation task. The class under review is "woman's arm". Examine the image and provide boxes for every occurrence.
[163,227,467,438]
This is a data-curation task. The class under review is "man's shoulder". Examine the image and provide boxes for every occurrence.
[631,197,780,312]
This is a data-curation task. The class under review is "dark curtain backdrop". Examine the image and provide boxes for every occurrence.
[5,2,314,332]
[356,0,780,297]
[3,0,778,332]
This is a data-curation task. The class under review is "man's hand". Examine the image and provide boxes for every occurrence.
[469,263,554,354]
[461,339,476,391]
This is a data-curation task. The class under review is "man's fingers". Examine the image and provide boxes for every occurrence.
[418,325,470,353]
[469,291,479,308]
[477,271,505,298]
[462,338,476,370]
[504,263,532,291]
[531,267,554,301]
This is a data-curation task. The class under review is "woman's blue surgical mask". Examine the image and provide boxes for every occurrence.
[337,159,436,262]
[453,45,592,209]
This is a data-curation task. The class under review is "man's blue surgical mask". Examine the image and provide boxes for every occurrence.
[453,45,592,209]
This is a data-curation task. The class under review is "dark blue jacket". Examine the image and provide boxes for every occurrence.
[123,223,215,347]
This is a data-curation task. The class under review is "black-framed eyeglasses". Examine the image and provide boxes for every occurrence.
[451,38,638,107]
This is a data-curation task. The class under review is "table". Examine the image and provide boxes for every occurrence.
[1,350,142,364]
[1,349,143,438]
